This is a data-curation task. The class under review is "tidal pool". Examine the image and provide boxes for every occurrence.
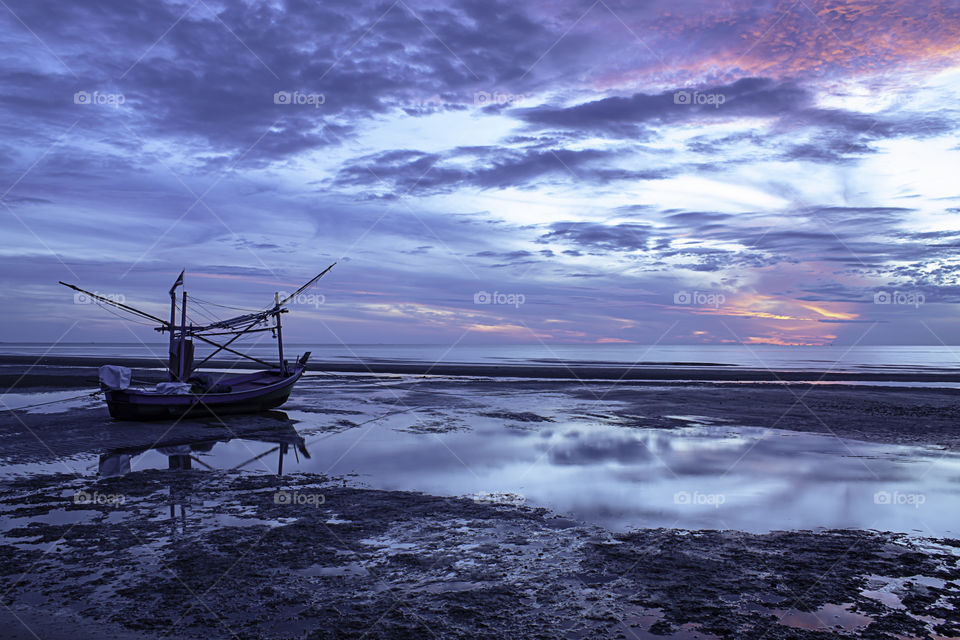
[94,411,959,535]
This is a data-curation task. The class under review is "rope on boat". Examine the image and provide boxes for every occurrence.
[188,296,263,313]
[0,390,103,413]
[95,301,159,327]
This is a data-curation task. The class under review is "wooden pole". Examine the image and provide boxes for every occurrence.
[275,292,286,375]
[168,291,177,381]
[58,281,168,325]
[179,290,187,381]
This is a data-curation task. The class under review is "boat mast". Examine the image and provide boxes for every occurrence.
[274,292,286,375]
[168,271,183,381]
[179,289,188,380]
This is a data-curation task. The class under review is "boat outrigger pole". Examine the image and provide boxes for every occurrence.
[58,282,169,326]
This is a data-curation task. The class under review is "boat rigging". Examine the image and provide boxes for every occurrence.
[57,263,336,420]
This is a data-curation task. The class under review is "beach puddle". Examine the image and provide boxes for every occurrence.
[4,394,960,535]
[618,607,719,640]
[771,603,872,632]
[198,412,960,534]
[860,574,960,638]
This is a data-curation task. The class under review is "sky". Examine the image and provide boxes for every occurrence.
[1,0,960,346]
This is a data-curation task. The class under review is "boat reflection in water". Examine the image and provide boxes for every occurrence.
[95,412,310,533]
[97,413,310,478]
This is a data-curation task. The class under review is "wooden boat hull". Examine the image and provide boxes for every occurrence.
[104,366,306,421]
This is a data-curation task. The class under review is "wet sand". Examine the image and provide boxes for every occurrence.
[1,363,960,638]
[2,472,958,639]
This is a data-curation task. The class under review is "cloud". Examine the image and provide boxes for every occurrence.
[514,77,955,154]
[3,0,960,347]
[0,0,562,168]
[334,145,669,196]
[537,222,653,252]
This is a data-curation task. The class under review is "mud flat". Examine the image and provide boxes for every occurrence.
[0,471,957,639]
[2,368,960,638]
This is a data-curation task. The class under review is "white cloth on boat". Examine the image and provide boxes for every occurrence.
[155,382,193,395]
[98,365,131,390]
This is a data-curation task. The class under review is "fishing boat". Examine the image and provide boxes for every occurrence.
[59,265,335,421]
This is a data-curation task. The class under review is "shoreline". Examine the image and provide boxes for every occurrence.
[2,354,960,385]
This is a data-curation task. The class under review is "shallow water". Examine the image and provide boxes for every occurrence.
[4,370,959,536]
[30,406,956,536]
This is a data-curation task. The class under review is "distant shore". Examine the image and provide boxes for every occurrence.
[1,353,959,386]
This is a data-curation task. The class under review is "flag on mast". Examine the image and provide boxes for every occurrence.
[169,270,184,294]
